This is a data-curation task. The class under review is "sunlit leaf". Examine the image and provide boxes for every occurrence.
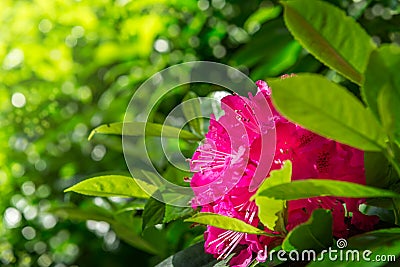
[269,74,387,151]
[185,212,277,236]
[244,5,282,33]
[258,179,400,200]
[88,122,201,141]
[363,45,400,116]
[64,175,152,198]
[253,161,291,232]
[282,0,375,84]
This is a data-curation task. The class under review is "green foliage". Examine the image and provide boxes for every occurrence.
[53,205,159,254]
[364,152,397,189]
[182,91,205,137]
[269,74,387,152]
[253,160,291,232]
[142,197,166,231]
[308,228,400,266]
[282,209,333,251]
[185,212,278,236]
[89,122,201,141]
[282,0,375,84]
[64,175,152,198]
[163,205,195,224]
[156,242,217,267]
[363,45,400,143]
[257,179,400,200]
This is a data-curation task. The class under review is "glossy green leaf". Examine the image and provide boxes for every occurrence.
[378,85,400,143]
[308,228,400,266]
[88,122,201,141]
[253,161,291,232]
[142,197,165,231]
[269,74,387,151]
[283,209,332,251]
[362,45,400,122]
[282,0,375,84]
[252,41,302,79]
[185,212,277,236]
[258,179,400,200]
[64,175,152,198]
[363,45,400,151]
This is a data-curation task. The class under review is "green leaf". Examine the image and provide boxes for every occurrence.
[378,85,400,144]
[52,206,113,222]
[348,228,400,257]
[244,5,281,33]
[363,45,400,149]
[269,74,387,151]
[185,212,277,236]
[163,204,195,223]
[142,197,165,231]
[364,152,394,189]
[252,41,302,79]
[53,206,159,254]
[258,179,400,200]
[233,18,302,79]
[155,242,217,267]
[253,161,291,232]
[182,91,204,137]
[64,175,152,198]
[307,228,400,266]
[88,122,201,141]
[282,0,375,84]
[282,209,332,251]
[362,45,400,123]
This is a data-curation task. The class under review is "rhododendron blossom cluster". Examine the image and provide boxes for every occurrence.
[188,80,379,266]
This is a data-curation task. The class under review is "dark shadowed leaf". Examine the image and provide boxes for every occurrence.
[308,228,400,266]
[155,242,218,267]
[142,197,166,231]
[282,209,332,251]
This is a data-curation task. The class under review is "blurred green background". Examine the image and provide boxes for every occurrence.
[1,0,399,266]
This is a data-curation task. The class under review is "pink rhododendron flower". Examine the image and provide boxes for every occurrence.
[189,79,379,266]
